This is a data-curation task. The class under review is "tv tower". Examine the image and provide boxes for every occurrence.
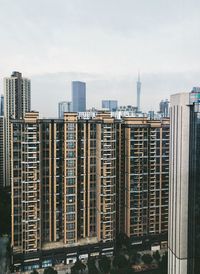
[137,72,141,112]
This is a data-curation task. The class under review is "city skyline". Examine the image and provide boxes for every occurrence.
[0,0,200,116]
[1,71,199,118]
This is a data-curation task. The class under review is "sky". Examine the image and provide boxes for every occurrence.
[0,0,200,117]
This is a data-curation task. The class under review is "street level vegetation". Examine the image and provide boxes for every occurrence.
[70,233,168,274]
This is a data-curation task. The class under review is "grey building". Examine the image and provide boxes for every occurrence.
[117,105,137,112]
[168,90,200,274]
[191,86,200,93]
[58,101,72,118]
[4,71,31,187]
[102,100,118,111]
[0,95,4,116]
[72,81,86,112]
[159,99,169,117]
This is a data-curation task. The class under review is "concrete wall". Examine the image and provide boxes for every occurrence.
[168,93,190,274]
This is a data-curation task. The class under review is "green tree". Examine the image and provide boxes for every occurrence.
[30,270,39,274]
[129,250,141,265]
[142,254,153,265]
[87,258,99,274]
[43,266,58,274]
[159,252,168,274]
[99,255,111,274]
[71,259,86,274]
[0,187,11,236]
[111,268,135,274]
[153,250,161,262]
[113,254,129,269]
[115,232,130,252]
[136,252,142,263]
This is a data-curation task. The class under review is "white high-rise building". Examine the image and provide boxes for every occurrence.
[169,91,200,274]
[4,71,31,187]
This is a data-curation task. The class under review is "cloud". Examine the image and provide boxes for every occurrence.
[0,0,200,116]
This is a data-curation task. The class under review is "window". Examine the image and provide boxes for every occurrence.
[67,169,75,176]
[67,223,75,230]
[67,195,75,203]
[67,205,75,213]
[67,178,75,185]
[66,214,75,221]
[67,231,75,239]
[66,187,75,194]
[66,151,75,158]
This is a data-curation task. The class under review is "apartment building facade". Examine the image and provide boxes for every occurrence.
[120,118,169,240]
[168,91,200,274]
[11,111,169,270]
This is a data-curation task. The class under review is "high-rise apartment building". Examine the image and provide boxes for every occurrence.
[72,81,86,112]
[11,111,169,271]
[102,100,118,111]
[58,101,72,118]
[11,112,41,254]
[0,94,4,116]
[4,71,31,186]
[119,117,169,240]
[0,116,4,188]
[168,91,200,274]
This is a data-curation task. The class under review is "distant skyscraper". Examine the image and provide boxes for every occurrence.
[0,95,4,116]
[169,90,200,274]
[102,100,118,111]
[58,101,72,118]
[4,71,31,187]
[117,105,137,112]
[72,81,86,112]
[136,73,141,112]
[159,99,169,117]
[191,86,200,93]
[148,110,155,119]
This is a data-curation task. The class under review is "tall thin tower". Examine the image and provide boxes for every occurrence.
[137,73,141,112]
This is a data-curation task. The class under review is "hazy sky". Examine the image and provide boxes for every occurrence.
[0,0,200,117]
